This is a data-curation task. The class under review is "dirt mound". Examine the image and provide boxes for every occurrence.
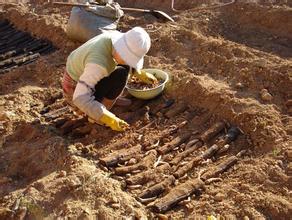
[0,0,291,219]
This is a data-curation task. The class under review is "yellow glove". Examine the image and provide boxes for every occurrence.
[133,70,158,84]
[99,110,129,131]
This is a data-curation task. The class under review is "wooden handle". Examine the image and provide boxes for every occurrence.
[121,7,149,13]
[53,2,88,7]
[53,2,150,12]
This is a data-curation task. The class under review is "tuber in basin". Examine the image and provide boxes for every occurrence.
[126,69,169,100]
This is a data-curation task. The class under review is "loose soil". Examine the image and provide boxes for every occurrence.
[0,0,291,219]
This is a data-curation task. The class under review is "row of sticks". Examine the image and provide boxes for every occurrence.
[98,101,246,213]
[0,19,55,73]
[40,97,247,213]
[40,98,246,213]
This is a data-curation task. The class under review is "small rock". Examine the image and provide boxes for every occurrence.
[15,207,27,220]
[81,147,90,155]
[58,170,67,178]
[68,145,78,155]
[260,89,273,101]
[110,196,118,204]
[75,143,84,150]
[214,193,225,201]
[95,198,107,206]
[0,177,11,185]
[0,207,13,219]
[243,216,250,220]
[235,82,244,89]
[110,203,120,209]
[156,214,168,220]
[255,59,267,67]
[285,99,292,107]
[127,158,137,165]
[67,176,82,188]
[32,181,45,191]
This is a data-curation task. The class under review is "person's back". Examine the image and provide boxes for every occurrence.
[66,33,117,81]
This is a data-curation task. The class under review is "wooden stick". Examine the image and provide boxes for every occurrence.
[201,150,246,181]
[60,117,87,135]
[144,125,181,151]
[115,150,157,175]
[199,121,226,143]
[151,178,204,213]
[126,163,171,185]
[125,106,150,124]
[42,106,71,120]
[150,99,175,115]
[99,144,142,167]
[173,143,220,178]
[128,99,148,112]
[174,127,242,178]
[139,176,175,199]
[165,102,188,118]
[158,133,192,154]
[174,157,201,178]
[170,140,203,165]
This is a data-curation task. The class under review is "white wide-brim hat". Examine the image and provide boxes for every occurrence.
[111,27,151,70]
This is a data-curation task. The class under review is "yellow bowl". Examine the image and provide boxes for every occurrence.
[126,69,169,100]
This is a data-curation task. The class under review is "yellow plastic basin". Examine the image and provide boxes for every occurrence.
[126,69,169,100]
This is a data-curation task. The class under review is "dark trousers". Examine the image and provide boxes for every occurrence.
[94,65,130,102]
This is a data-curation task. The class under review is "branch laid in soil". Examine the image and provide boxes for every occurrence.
[170,139,203,165]
[150,99,175,115]
[42,106,71,120]
[158,132,192,154]
[139,176,176,199]
[99,144,142,167]
[125,106,150,124]
[126,163,172,185]
[115,150,157,175]
[60,117,88,135]
[165,102,188,118]
[174,127,241,178]
[201,150,247,181]
[199,121,226,143]
[144,122,186,151]
[150,178,204,213]
[150,150,246,213]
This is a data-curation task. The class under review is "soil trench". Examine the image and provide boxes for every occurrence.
[0,0,291,219]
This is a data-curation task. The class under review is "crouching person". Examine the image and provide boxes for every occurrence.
[62,27,155,131]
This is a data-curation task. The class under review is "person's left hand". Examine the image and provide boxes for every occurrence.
[133,70,158,84]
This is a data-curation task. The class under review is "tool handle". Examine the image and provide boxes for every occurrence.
[121,7,150,13]
[53,2,89,7]
[53,2,150,12]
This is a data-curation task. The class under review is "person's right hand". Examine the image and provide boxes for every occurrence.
[99,110,129,131]
[133,70,158,84]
